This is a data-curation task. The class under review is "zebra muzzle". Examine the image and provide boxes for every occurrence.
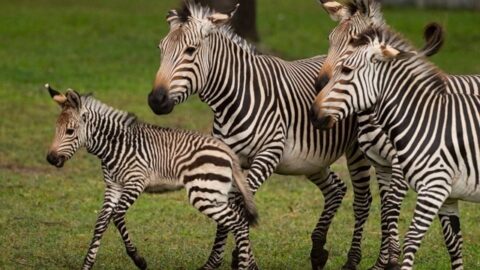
[46,152,66,168]
[148,87,175,115]
[309,107,336,130]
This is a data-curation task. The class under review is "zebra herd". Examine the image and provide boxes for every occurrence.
[44,0,479,269]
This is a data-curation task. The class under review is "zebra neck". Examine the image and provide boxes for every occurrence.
[82,99,137,160]
[199,33,255,114]
[374,60,447,145]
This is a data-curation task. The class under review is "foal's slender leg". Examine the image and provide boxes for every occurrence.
[112,181,146,269]
[112,212,147,270]
[82,186,122,270]
[202,189,247,269]
[200,224,230,270]
[188,187,256,270]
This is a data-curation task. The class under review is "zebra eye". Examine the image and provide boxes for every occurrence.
[341,65,354,74]
[66,128,75,135]
[184,46,196,56]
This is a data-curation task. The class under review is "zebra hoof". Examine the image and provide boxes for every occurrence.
[231,248,239,269]
[127,250,147,270]
[133,256,147,270]
[385,262,400,270]
[310,248,329,270]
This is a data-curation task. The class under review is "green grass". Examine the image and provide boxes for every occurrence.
[1,0,480,269]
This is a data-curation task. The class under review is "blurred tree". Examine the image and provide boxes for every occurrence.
[182,0,260,43]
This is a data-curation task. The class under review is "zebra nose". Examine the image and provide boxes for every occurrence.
[148,87,174,115]
[315,73,330,94]
[309,106,334,130]
[46,152,65,168]
[46,152,58,166]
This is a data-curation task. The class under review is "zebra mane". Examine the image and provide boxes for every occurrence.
[351,26,416,52]
[353,26,448,90]
[81,94,138,126]
[179,0,257,54]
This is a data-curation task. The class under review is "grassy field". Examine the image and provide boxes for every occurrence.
[1,0,480,269]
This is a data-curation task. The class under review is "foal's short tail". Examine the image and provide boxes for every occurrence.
[232,161,258,226]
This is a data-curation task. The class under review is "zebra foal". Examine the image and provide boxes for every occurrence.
[45,85,258,270]
[310,25,480,269]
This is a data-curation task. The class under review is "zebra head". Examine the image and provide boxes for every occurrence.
[46,84,87,168]
[148,1,239,115]
[310,27,418,129]
[315,0,384,94]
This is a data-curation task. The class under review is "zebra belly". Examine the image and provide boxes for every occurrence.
[275,144,340,175]
[145,177,184,194]
[450,171,480,203]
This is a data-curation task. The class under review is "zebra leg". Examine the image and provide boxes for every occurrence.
[227,193,249,270]
[199,224,229,270]
[112,213,147,270]
[438,199,463,270]
[369,166,391,270]
[213,192,254,270]
[82,186,122,270]
[384,163,408,270]
[201,192,249,270]
[342,148,372,270]
[370,161,407,270]
[308,169,347,270]
[112,182,146,269]
[228,149,283,269]
[401,185,450,270]
[188,191,257,270]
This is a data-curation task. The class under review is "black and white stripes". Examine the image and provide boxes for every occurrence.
[148,2,373,269]
[312,25,480,270]
[46,87,258,270]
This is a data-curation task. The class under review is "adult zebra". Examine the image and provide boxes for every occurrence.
[313,1,446,268]
[147,2,372,269]
[45,86,258,270]
[310,25,480,269]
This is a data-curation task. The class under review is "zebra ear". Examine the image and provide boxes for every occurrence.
[65,89,82,110]
[357,0,384,26]
[166,10,181,28]
[374,44,417,62]
[207,3,239,26]
[45,83,67,106]
[318,0,352,22]
[202,4,239,38]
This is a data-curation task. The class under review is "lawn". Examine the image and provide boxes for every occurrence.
[1,0,480,269]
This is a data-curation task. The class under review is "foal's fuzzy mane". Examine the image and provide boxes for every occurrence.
[81,94,138,126]
[177,0,257,54]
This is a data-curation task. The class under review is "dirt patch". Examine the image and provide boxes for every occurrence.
[0,163,50,175]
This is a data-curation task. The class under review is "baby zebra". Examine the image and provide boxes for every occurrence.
[44,85,258,270]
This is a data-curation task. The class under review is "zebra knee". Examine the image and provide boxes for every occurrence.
[337,179,348,198]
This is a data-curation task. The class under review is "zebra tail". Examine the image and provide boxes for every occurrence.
[231,161,258,226]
